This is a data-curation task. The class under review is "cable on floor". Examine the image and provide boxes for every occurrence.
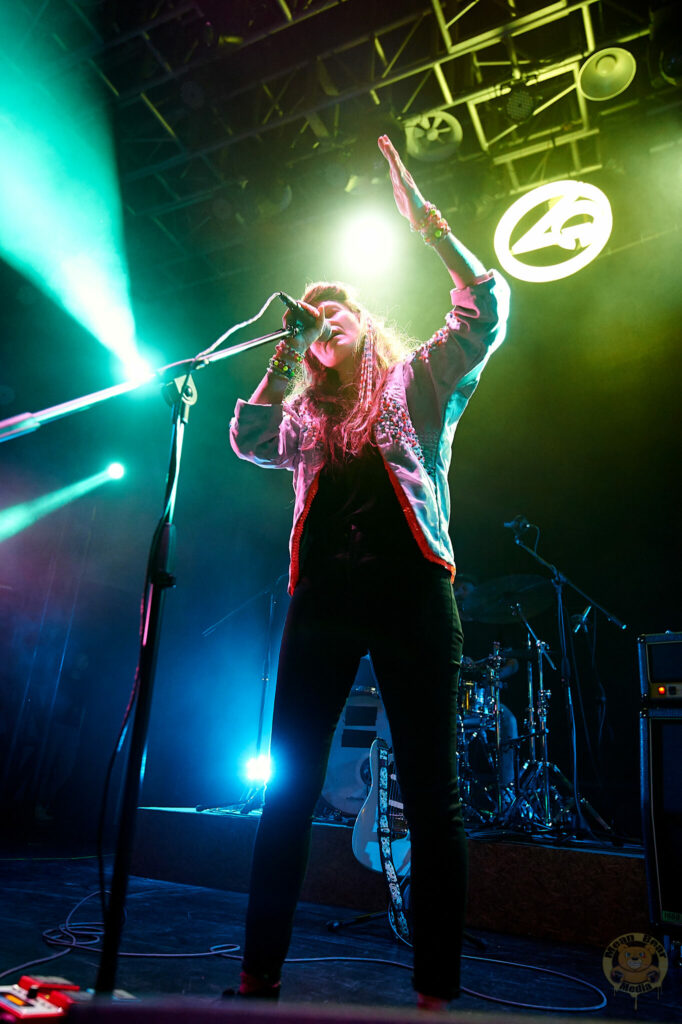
[223,951,607,1013]
[1,890,607,1013]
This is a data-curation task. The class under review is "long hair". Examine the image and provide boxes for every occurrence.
[289,281,414,462]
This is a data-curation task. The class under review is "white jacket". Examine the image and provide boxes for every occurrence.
[230,272,510,593]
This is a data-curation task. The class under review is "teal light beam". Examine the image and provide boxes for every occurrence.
[0,9,146,379]
[0,468,121,543]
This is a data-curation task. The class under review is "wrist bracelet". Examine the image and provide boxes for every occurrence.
[281,342,304,364]
[413,201,450,246]
[267,355,296,381]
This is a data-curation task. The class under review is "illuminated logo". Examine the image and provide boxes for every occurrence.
[602,932,668,1010]
[494,180,612,283]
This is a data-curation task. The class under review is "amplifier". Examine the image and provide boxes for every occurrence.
[639,632,682,938]
[638,631,682,702]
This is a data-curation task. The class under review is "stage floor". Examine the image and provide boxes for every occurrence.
[0,830,680,1021]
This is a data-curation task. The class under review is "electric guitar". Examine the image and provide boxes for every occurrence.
[351,737,411,877]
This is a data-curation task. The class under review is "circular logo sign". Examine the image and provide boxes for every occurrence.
[602,932,668,1009]
[494,180,612,283]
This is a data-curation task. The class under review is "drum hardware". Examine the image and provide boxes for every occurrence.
[457,641,509,823]
[493,602,560,830]
[457,714,497,824]
[503,522,625,841]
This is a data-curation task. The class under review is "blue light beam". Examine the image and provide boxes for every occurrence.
[0,8,146,380]
[0,467,124,543]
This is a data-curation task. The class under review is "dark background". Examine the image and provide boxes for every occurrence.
[1,0,680,841]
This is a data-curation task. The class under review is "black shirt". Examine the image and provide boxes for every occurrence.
[300,444,422,572]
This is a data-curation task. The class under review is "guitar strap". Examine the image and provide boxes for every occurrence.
[376,739,411,945]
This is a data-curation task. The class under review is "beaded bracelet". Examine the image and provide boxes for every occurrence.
[280,342,304,364]
[267,354,296,381]
[413,201,450,246]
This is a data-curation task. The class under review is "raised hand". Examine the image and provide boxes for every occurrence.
[378,134,426,227]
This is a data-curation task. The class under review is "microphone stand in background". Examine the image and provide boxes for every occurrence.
[505,518,626,842]
[0,318,295,995]
[199,572,289,814]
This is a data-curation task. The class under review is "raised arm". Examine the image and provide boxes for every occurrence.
[378,134,486,288]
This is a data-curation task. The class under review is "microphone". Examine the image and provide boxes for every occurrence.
[503,515,531,530]
[571,605,592,634]
[277,291,330,338]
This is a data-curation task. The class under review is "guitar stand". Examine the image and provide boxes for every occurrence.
[326,910,387,932]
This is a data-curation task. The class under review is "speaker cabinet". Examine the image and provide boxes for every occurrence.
[639,632,682,938]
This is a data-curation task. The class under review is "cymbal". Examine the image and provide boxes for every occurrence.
[460,574,554,624]
[499,646,555,661]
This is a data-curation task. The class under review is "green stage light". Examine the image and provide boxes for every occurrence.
[0,9,144,380]
[0,467,122,543]
[107,462,125,479]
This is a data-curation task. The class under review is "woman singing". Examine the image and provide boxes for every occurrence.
[229,135,510,1010]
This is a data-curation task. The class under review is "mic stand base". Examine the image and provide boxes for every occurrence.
[239,785,265,814]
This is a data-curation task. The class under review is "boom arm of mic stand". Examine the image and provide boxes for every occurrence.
[511,534,627,631]
[0,327,293,443]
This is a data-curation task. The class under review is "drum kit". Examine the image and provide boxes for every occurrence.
[455,572,559,828]
[321,573,597,836]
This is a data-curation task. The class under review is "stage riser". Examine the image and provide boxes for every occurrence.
[132,808,649,948]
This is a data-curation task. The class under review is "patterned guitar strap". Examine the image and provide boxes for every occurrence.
[376,739,411,944]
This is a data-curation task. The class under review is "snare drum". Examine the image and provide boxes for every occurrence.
[460,682,497,721]
[459,659,497,722]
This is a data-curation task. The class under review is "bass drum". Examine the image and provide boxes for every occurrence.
[321,663,392,817]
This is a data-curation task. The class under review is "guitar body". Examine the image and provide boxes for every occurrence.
[352,737,411,877]
[321,685,391,816]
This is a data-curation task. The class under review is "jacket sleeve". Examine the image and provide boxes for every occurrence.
[403,271,510,417]
[229,398,301,470]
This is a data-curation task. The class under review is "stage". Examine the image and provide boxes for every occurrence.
[131,807,649,949]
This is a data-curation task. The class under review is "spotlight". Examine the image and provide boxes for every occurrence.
[123,353,154,383]
[107,462,125,480]
[245,754,272,784]
[578,48,637,101]
[504,82,535,123]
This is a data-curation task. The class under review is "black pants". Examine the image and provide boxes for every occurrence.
[242,540,465,999]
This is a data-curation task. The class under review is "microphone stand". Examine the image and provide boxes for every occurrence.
[508,524,625,841]
[0,320,294,995]
[200,572,288,814]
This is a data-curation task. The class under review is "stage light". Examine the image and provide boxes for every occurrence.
[339,209,400,276]
[504,83,536,123]
[0,9,142,380]
[245,754,272,784]
[0,467,124,543]
[578,48,637,101]
[107,462,125,480]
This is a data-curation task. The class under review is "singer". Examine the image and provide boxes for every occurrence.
[229,135,510,1009]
